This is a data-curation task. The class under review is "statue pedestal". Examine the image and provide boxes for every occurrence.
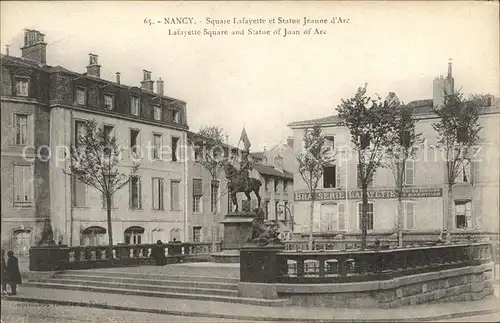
[239,243,285,283]
[211,212,254,263]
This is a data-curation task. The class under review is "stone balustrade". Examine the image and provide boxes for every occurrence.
[29,242,222,271]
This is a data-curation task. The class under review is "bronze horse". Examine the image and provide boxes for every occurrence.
[223,162,262,213]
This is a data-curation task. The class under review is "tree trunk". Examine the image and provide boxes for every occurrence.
[397,196,403,248]
[361,184,368,250]
[446,185,453,244]
[308,198,315,251]
[212,210,217,253]
[106,195,114,246]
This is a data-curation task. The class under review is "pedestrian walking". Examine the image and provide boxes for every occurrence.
[6,251,22,295]
[152,240,165,266]
[1,249,7,295]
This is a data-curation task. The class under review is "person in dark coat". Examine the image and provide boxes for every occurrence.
[6,251,22,295]
[1,249,7,295]
[152,240,165,266]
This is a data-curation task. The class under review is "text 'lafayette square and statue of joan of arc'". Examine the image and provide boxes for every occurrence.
[143,16,351,38]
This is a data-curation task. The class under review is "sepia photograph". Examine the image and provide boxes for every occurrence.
[0,1,499,322]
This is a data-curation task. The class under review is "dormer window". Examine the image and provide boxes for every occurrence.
[76,88,86,105]
[15,77,29,97]
[131,97,140,116]
[172,110,180,123]
[154,106,162,121]
[104,94,114,110]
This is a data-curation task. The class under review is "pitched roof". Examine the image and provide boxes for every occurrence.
[252,163,293,179]
[287,115,341,128]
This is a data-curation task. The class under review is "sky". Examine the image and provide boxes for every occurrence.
[1,1,498,152]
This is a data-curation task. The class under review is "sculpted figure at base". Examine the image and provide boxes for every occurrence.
[248,208,282,247]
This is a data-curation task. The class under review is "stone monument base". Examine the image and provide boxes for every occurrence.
[210,212,255,263]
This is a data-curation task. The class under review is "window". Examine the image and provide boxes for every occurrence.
[15,78,29,97]
[171,180,180,210]
[456,159,471,183]
[13,165,34,205]
[131,97,140,116]
[283,201,289,221]
[211,180,219,213]
[72,175,87,207]
[404,160,414,185]
[76,88,86,105]
[104,94,114,110]
[455,201,472,229]
[152,134,162,160]
[403,201,416,230]
[74,120,86,148]
[152,178,164,210]
[275,201,280,220]
[124,226,144,245]
[130,129,140,154]
[323,166,336,188]
[171,137,179,161]
[357,202,374,231]
[264,200,270,219]
[357,164,373,188]
[172,110,180,123]
[192,179,203,213]
[400,130,411,148]
[193,226,202,243]
[325,135,335,152]
[14,114,29,145]
[283,180,288,194]
[101,193,116,209]
[274,179,279,194]
[81,227,106,246]
[129,176,142,209]
[103,125,114,141]
[154,106,162,121]
[319,203,345,231]
[264,178,270,192]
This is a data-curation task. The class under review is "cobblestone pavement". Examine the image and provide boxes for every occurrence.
[0,300,260,323]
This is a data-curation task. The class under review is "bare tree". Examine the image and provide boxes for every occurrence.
[432,91,483,242]
[296,124,334,250]
[336,84,398,249]
[68,119,139,246]
[385,104,421,247]
[191,126,229,250]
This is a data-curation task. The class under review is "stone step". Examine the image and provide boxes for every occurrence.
[50,274,238,290]
[30,278,238,297]
[24,282,290,307]
[55,270,240,284]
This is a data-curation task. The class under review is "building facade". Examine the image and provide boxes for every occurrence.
[1,29,191,251]
[251,140,295,238]
[288,64,499,239]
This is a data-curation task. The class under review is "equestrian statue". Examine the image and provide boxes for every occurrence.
[223,149,262,213]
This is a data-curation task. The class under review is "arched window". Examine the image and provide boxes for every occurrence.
[170,228,181,242]
[80,226,106,246]
[12,228,32,256]
[124,226,144,245]
[356,201,374,231]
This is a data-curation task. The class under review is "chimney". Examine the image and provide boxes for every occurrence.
[115,72,121,84]
[447,58,452,78]
[141,70,154,91]
[286,137,294,148]
[157,77,164,95]
[5,45,10,56]
[21,29,47,64]
[86,54,101,78]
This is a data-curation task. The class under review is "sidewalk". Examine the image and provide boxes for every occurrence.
[3,286,499,322]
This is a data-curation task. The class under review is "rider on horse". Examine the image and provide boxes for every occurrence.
[239,149,252,190]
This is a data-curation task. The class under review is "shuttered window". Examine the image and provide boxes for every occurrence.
[130,176,142,209]
[171,180,180,210]
[13,165,34,205]
[152,178,164,210]
[404,160,414,185]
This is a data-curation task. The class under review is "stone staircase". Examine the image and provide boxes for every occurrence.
[26,269,289,306]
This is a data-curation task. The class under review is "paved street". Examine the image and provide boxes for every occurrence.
[0,300,259,323]
[436,313,500,322]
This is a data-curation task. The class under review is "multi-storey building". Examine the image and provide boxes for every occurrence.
[1,29,191,251]
[288,63,499,238]
[251,139,295,238]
